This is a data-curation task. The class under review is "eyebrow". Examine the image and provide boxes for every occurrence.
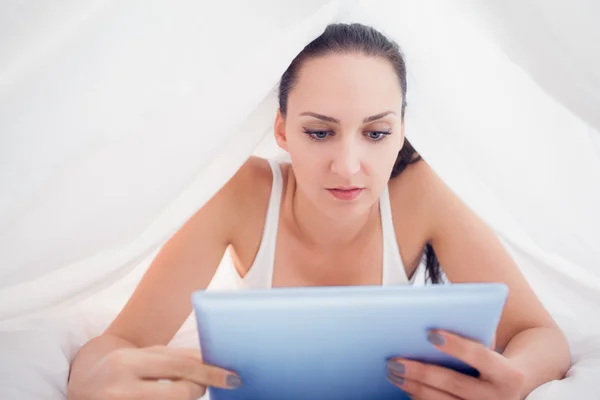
[363,111,397,123]
[299,111,397,124]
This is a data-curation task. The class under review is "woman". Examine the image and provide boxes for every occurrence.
[67,23,570,400]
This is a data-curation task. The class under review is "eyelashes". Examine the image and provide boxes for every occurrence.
[302,129,392,142]
[366,131,392,141]
[303,129,331,141]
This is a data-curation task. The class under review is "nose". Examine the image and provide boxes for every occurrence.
[330,138,361,179]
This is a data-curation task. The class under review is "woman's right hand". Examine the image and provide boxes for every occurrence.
[68,345,241,400]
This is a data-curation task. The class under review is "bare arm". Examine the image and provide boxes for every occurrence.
[393,160,570,397]
[68,159,260,396]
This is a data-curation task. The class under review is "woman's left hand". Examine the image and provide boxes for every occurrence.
[387,330,526,400]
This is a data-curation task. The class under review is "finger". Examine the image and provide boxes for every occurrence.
[427,330,513,380]
[132,351,240,389]
[387,358,485,400]
[388,374,461,400]
[147,346,241,389]
[134,379,207,400]
[146,346,205,362]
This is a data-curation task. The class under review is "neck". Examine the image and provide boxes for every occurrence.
[284,174,378,249]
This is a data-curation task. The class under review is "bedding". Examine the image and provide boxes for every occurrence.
[2,1,600,399]
[2,308,600,399]
[1,257,599,399]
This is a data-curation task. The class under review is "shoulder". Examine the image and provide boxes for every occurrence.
[388,159,438,227]
[214,155,274,218]
[184,156,274,243]
[227,156,274,198]
[385,159,441,269]
[388,157,443,200]
[387,158,464,245]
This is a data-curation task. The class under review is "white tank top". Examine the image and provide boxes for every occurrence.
[208,159,416,291]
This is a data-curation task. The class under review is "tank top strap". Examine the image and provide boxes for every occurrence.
[380,185,410,285]
[241,159,283,288]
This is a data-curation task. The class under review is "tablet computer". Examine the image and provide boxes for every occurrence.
[192,283,508,400]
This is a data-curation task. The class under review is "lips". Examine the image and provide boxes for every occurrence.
[327,187,364,201]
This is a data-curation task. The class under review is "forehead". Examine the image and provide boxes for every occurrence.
[288,53,403,116]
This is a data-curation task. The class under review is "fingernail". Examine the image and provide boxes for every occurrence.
[388,373,405,386]
[386,360,406,375]
[427,331,445,346]
[226,374,242,388]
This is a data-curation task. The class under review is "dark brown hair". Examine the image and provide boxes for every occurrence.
[278,23,443,283]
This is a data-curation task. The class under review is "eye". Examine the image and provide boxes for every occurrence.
[366,131,391,141]
[303,130,332,141]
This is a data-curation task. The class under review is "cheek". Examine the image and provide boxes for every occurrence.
[365,140,401,175]
[286,134,328,180]
[385,142,402,170]
[386,133,404,167]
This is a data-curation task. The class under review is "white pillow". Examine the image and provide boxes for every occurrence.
[0,308,105,400]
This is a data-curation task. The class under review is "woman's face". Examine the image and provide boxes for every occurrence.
[275,53,405,219]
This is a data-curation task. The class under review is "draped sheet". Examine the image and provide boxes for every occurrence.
[1,2,600,397]
[5,0,598,322]
[0,0,342,318]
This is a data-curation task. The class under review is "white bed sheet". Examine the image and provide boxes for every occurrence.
[1,298,599,399]
[1,2,599,399]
